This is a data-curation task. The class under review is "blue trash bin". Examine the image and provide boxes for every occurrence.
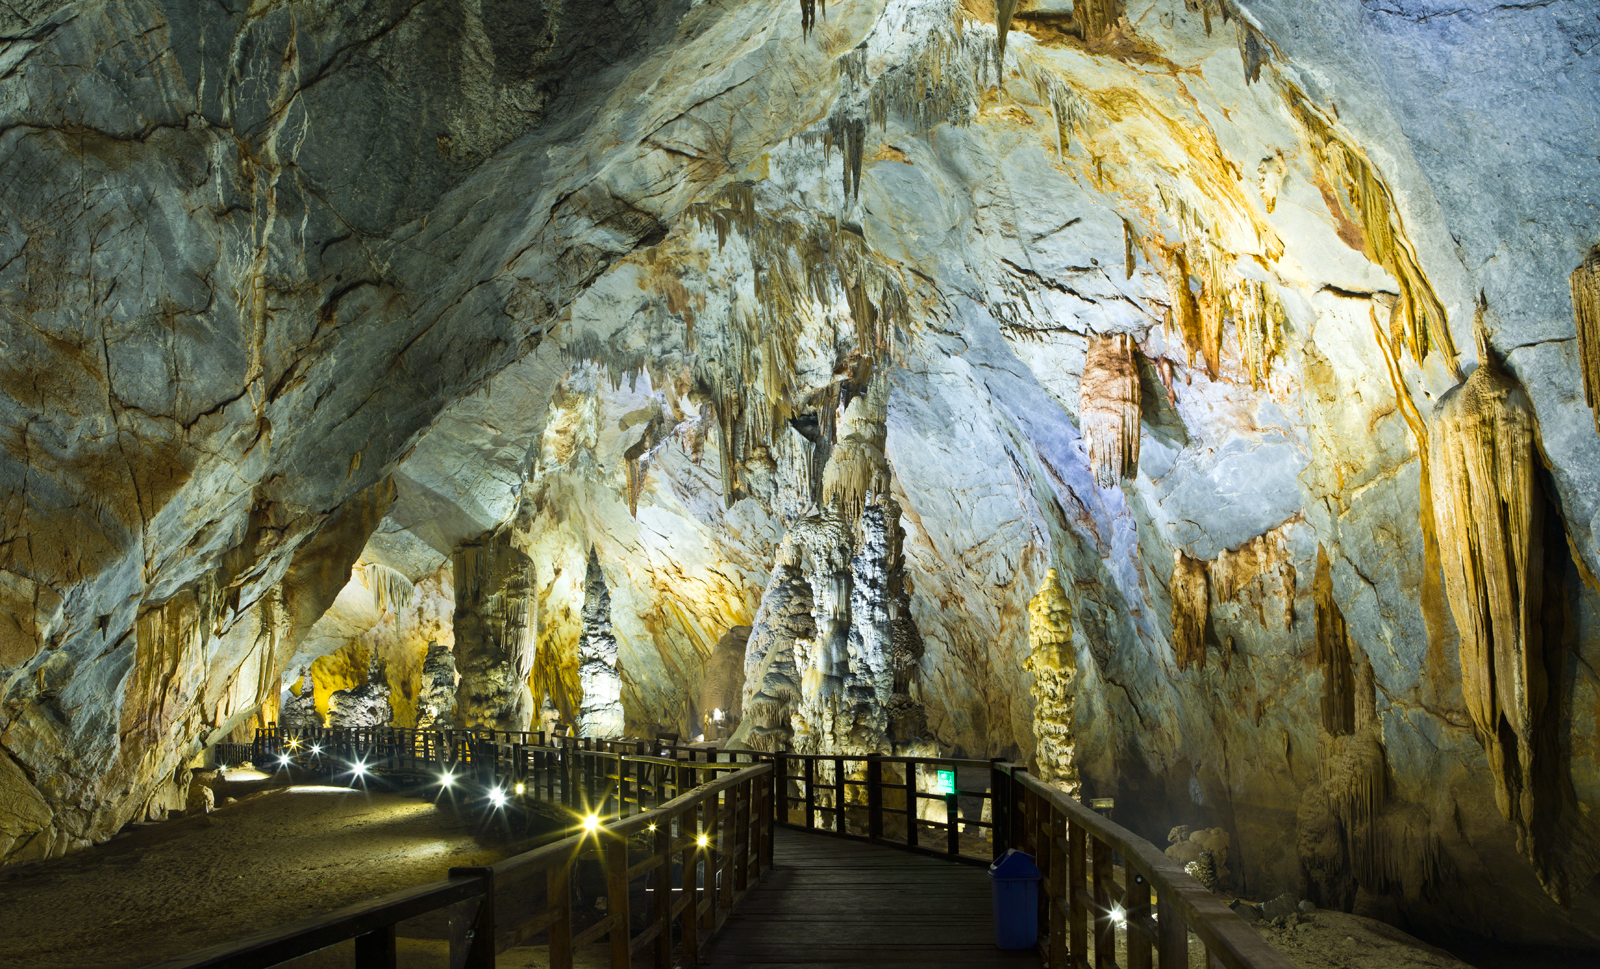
[989,848,1041,949]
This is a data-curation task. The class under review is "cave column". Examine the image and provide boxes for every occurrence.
[452,530,535,731]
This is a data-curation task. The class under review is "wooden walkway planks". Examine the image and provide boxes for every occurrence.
[704,827,1041,968]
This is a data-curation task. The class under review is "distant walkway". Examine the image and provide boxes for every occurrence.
[705,827,1039,968]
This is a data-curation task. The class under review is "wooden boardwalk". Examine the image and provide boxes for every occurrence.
[705,827,1041,968]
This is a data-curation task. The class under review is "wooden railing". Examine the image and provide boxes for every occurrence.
[143,759,774,969]
[994,765,1297,969]
[212,728,1293,969]
[769,751,1002,865]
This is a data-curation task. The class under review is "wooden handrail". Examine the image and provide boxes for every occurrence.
[997,765,1297,969]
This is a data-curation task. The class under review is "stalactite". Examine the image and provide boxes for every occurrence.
[1079,333,1141,488]
[1076,0,1124,42]
[1291,92,1458,376]
[1025,568,1078,795]
[362,562,414,615]
[1429,319,1544,846]
[1314,545,1356,737]
[799,0,823,38]
[1236,17,1268,83]
[995,0,1018,83]
[826,110,866,200]
[1170,551,1209,671]
[1021,61,1091,160]
[1570,245,1600,434]
[821,375,890,528]
[1162,246,1220,378]
[1235,279,1285,387]
[684,191,907,504]
[1213,527,1295,629]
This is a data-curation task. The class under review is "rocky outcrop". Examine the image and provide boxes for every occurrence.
[327,662,394,729]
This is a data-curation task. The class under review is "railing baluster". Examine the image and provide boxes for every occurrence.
[804,757,816,830]
[866,753,883,841]
[605,834,630,968]
[1069,817,1088,969]
[1049,809,1067,967]
[1093,837,1113,969]
[1126,870,1153,969]
[906,758,918,848]
[1157,891,1187,969]
[548,862,573,969]
[353,925,396,969]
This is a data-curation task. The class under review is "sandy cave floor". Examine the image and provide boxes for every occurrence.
[0,771,613,969]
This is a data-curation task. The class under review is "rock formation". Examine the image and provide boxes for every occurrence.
[1080,334,1142,489]
[416,643,457,731]
[1572,245,1600,434]
[578,548,624,739]
[453,533,535,732]
[279,671,320,730]
[1024,569,1078,796]
[327,662,393,729]
[1170,553,1210,672]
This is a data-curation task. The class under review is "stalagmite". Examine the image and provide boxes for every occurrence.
[1570,245,1600,434]
[1080,333,1141,488]
[1170,552,1209,671]
[279,670,319,729]
[452,531,535,731]
[579,548,625,738]
[328,661,393,728]
[699,626,751,739]
[415,642,457,730]
[738,562,814,752]
[1024,569,1078,796]
[1429,322,1544,838]
[842,498,897,752]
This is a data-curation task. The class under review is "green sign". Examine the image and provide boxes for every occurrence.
[935,768,956,796]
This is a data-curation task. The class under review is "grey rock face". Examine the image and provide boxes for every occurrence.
[279,672,320,730]
[328,665,393,729]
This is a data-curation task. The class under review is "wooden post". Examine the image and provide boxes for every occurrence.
[832,756,845,834]
[353,925,396,969]
[906,759,919,848]
[1092,838,1113,969]
[681,802,700,965]
[1069,819,1088,969]
[548,862,573,969]
[1157,892,1187,969]
[761,765,776,873]
[946,785,960,857]
[448,867,495,969]
[652,816,673,969]
[605,835,631,968]
[713,786,731,919]
[1049,810,1067,969]
[989,759,1008,858]
[1126,870,1153,969]
[735,778,752,892]
[866,753,884,841]
[804,757,816,830]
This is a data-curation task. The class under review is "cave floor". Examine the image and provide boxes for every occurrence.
[0,772,559,969]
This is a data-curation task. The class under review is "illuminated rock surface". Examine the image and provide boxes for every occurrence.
[0,0,1596,949]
